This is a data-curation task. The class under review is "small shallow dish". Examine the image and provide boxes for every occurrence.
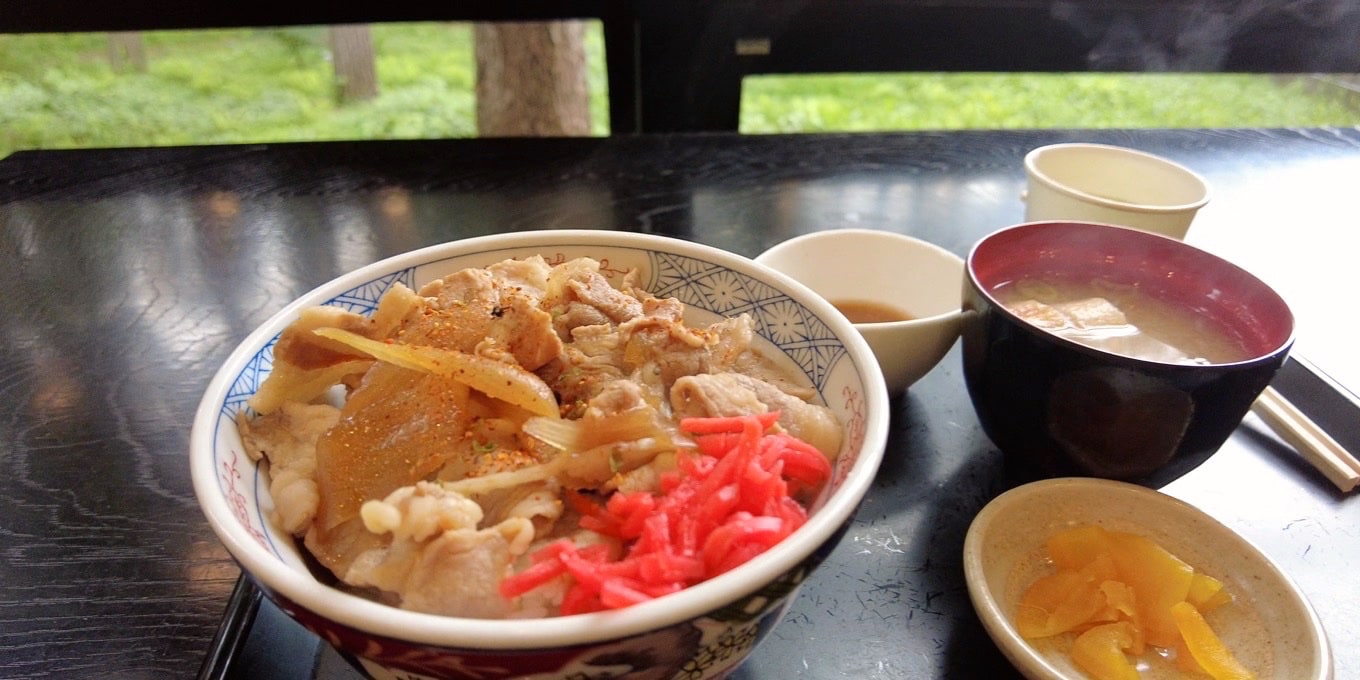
[963,477,1332,680]
[191,229,890,679]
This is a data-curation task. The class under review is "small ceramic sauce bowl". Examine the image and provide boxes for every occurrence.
[756,229,966,394]
[963,477,1332,680]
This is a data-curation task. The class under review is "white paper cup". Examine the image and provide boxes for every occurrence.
[1023,143,1210,240]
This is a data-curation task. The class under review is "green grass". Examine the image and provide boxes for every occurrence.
[2,24,1358,158]
[739,72,1360,132]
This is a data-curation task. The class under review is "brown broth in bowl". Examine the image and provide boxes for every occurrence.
[832,299,915,324]
[995,279,1249,365]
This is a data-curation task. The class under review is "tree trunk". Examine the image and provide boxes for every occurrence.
[107,32,147,73]
[329,25,378,103]
[474,21,592,137]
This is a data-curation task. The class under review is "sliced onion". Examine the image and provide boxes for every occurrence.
[313,327,558,418]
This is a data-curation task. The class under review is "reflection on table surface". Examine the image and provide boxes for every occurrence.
[0,128,1356,680]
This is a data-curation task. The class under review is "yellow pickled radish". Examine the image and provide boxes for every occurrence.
[1187,572,1234,612]
[1096,579,1137,620]
[1170,601,1257,680]
[1048,523,1116,569]
[1081,552,1119,582]
[1070,621,1140,680]
[1015,525,1255,680]
[1016,569,1107,638]
[1095,579,1146,655]
[1173,635,1211,675]
[1104,531,1195,649]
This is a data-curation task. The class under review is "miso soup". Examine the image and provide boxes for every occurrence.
[995,279,1249,365]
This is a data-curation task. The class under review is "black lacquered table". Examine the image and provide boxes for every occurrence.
[2,128,1357,679]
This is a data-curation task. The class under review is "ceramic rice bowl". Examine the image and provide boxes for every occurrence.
[191,230,890,679]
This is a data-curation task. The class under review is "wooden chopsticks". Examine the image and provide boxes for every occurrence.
[1252,386,1360,493]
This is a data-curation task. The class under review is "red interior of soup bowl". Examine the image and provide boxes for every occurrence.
[968,221,1293,360]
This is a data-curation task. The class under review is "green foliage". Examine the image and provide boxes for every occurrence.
[2,25,1358,159]
[584,24,609,136]
[0,23,593,156]
[325,78,476,139]
[0,33,107,78]
[373,23,474,91]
